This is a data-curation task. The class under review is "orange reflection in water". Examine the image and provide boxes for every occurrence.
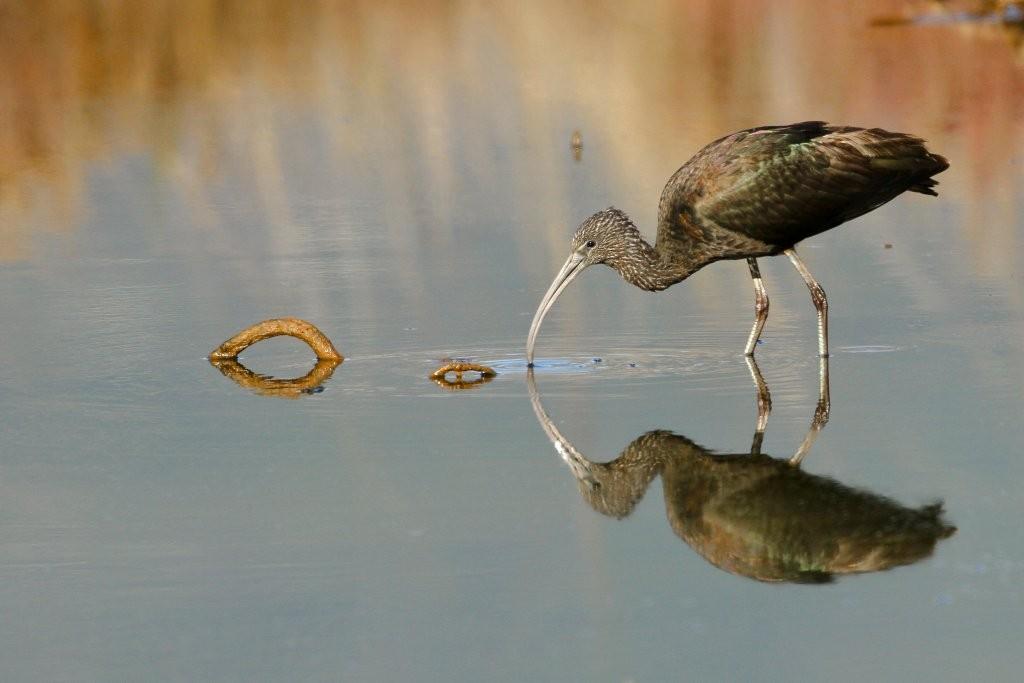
[1,0,1023,273]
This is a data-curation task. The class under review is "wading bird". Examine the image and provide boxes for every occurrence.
[526,122,948,364]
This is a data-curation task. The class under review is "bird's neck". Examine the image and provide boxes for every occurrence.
[611,234,702,292]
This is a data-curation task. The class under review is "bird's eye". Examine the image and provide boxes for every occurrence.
[585,240,596,248]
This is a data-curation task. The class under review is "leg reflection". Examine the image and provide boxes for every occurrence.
[746,355,831,465]
[790,356,831,466]
[745,356,772,455]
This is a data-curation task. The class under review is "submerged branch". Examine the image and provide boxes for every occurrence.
[429,361,497,382]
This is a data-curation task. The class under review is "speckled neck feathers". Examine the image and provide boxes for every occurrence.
[602,214,703,292]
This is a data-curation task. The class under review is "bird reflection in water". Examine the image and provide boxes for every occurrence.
[527,362,955,583]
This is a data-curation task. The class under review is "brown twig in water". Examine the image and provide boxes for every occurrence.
[429,361,497,383]
[209,318,343,361]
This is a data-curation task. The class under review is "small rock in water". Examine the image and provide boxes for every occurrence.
[884,243,893,249]
[592,357,602,363]
[628,362,637,368]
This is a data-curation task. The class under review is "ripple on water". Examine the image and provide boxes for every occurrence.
[489,344,813,397]
[836,345,902,354]
[491,358,595,374]
[266,337,826,402]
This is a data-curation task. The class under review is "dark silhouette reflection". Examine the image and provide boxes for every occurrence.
[528,362,954,583]
[210,358,340,398]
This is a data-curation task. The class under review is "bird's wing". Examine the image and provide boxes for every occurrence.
[657,122,947,252]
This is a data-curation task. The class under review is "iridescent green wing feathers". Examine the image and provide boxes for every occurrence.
[656,122,949,254]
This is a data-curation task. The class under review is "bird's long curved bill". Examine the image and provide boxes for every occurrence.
[527,253,586,366]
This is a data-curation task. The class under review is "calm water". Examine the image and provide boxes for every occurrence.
[2,1,1024,680]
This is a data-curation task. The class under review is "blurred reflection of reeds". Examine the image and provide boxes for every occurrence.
[1,0,1023,271]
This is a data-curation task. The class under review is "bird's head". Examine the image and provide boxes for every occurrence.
[527,207,640,366]
[570,207,641,267]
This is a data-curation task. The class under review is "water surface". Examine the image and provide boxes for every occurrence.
[1,1,1023,680]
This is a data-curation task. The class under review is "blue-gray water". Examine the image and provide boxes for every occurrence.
[2,2,1023,680]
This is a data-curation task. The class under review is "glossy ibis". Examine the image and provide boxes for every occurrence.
[526,121,948,363]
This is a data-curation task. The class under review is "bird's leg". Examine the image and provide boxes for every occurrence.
[784,248,829,357]
[743,258,770,356]
[745,355,772,455]
[789,356,831,466]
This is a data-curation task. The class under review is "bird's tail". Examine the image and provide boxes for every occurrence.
[910,177,940,196]
[869,148,949,196]
[908,153,949,196]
